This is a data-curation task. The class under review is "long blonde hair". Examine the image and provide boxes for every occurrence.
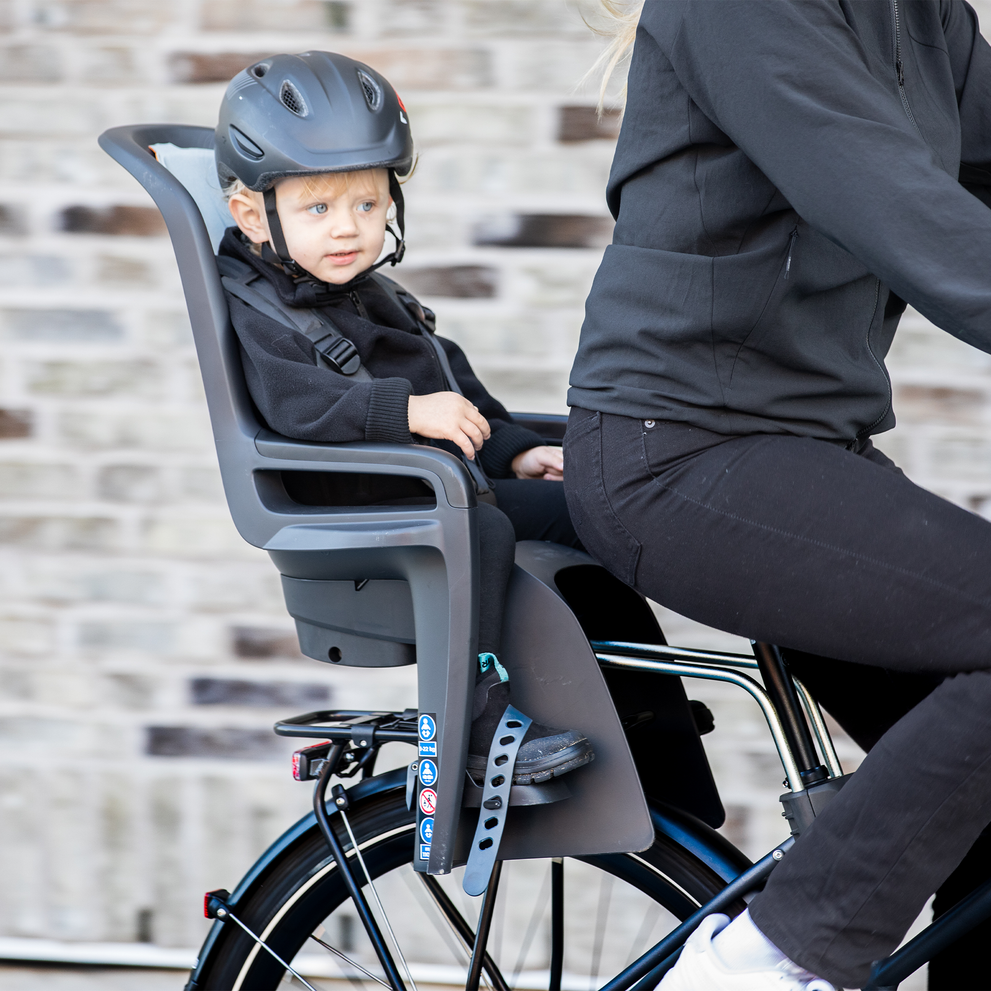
[584,0,645,112]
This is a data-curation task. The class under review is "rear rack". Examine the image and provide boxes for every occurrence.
[275,709,419,746]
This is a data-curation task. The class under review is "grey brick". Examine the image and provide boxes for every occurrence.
[0,410,32,439]
[0,462,78,498]
[473,213,613,248]
[464,0,587,35]
[97,465,163,502]
[894,384,987,424]
[200,0,343,31]
[0,515,120,551]
[78,46,145,84]
[178,466,224,502]
[0,254,71,286]
[59,206,166,237]
[2,308,122,343]
[78,621,177,654]
[346,47,494,90]
[232,626,303,659]
[0,45,64,82]
[0,616,55,656]
[0,206,26,235]
[558,105,622,143]
[145,726,283,760]
[190,678,330,707]
[96,255,155,286]
[27,360,162,398]
[399,265,498,298]
[44,0,176,34]
[168,51,273,85]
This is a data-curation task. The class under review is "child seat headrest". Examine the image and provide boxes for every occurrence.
[150,142,233,252]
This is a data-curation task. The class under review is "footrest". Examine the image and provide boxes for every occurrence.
[462,704,531,896]
[461,772,570,807]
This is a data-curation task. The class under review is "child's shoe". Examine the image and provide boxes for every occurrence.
[466,654,594,785]
[658,913,835,991]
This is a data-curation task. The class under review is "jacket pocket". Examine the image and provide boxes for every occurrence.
[726,227,798,386]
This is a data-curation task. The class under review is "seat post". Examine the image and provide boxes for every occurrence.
[752,642,826,783]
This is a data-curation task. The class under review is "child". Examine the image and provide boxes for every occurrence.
[214,50,592,783]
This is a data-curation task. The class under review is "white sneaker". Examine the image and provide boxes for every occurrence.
[657,914,835,990]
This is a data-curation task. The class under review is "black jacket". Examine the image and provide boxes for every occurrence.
[569,0,991,444]
[219,229,543,478]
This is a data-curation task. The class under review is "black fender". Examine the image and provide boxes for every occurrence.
[186,770,751,989]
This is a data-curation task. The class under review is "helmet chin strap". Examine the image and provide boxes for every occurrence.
[262,170,407,286]
[263,185,304,276]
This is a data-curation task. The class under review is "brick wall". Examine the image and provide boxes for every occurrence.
[2,0,991,959]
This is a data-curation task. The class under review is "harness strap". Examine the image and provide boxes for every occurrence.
[372,274,495,498]
[218,255,371,380]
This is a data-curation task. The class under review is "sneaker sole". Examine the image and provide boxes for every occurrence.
[467,739,596,786]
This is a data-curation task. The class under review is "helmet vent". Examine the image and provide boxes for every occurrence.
[357,70,383,112]
[280,80,307,117]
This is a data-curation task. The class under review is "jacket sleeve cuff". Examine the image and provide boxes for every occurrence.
[365,378,413,443]
[478,424,546,479]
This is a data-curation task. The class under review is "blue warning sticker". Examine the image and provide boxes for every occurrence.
[418,759,438,787]
[420,817,434,844]
[418,740,437,758]
[419,843,431,861]
[418,714,437,742]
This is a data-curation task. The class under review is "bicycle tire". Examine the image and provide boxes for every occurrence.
[193,780,739,991]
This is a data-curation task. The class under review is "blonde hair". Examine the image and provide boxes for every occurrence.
[584,0,646,112]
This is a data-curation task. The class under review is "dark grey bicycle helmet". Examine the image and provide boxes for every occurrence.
[216,51,414,275]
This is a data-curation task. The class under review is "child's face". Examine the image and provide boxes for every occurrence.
[229,168,392,285]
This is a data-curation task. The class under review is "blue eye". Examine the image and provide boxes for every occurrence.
[308,203,328,215]
[358,201,374,213]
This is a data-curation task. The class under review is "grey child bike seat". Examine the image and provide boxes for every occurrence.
[98,123,717,876]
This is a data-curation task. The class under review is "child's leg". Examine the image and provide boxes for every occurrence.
[470,502,594,783]
[475,502,516,656]
[489,478,581,548]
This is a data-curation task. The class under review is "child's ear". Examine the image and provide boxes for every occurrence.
[228,191,269,245]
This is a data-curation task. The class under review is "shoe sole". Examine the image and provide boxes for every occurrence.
[467,740,595,786]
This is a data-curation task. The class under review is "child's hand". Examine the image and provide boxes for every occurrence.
[511,446,564,481]
[408,392,491,460]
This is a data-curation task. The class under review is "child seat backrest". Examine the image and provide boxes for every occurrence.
[100,123,485,874]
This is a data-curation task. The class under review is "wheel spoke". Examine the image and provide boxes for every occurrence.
[307,928,391,989]
[511,862,552,987]
[589,873,615,989]
[339,808,419,991]
[624,903,664,968]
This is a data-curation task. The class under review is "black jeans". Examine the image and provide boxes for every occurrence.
[476,478,580,655]
[564,408,991,990]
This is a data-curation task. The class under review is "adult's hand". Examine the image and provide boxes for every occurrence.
[408,392,490,460]
[511,445,564,481]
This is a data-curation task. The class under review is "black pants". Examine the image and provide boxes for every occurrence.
[475,478,580,656]
[564,408,991,990]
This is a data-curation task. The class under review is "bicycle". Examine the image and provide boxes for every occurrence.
[97,123,991,991]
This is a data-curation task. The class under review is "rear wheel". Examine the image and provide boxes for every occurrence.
[194,783,737,990]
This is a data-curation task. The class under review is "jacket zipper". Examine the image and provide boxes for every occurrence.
[783,226,799,280]
[859,278,892,438]
[349,290,369,320]
[891,0,919,130]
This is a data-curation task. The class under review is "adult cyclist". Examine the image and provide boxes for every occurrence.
[567,2,991,990]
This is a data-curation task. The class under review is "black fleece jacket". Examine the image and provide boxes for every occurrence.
[569,0,991,445]
[219,228,543,478]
